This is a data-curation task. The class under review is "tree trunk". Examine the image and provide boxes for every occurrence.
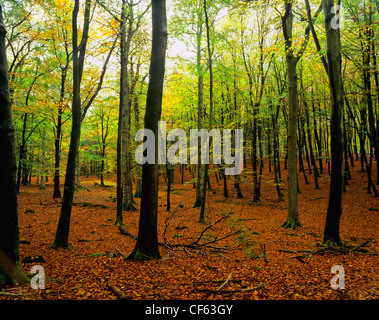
[194,4,206,208]
[53,67,67,198]
[127,0,167,261]
[362,20,379,184]
[16,112,27,194]
[133,82,143,198]
[166,163,173,211]
[272,106,284,201]
[199,0,213,223]
[0,3,28,287]
[322,0,345,246]
[52,0,91,249]
[304,99,320,189]
[40,127,46,190]
[281,53,301,229]
[121,0,136,211]
[280,0,310,229]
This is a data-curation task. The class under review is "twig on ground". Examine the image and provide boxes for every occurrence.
[107,281,131,300]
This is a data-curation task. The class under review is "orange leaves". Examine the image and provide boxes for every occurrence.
[2,160,378,300]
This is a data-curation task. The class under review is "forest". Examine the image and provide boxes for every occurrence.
[0,0,378,303]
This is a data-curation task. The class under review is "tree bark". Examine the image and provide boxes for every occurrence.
[52,0,91,249]
[281,2,301,229]
[40,127,46,190]
[281,53,301,229]
[322,0,344,246]
[199,0,214,222]
[53,66,68,198]
[120,0,136,211]
[127,0,167,261]
[0,3,28,287]
[194,3,206,208]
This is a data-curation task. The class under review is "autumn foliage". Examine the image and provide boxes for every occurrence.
[1,161,377,300]
[1,0,379,303]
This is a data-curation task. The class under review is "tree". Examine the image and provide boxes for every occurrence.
[119,0,150,212]
[170,0,207,208]
[198,0,214,222]
[52,0,91,249]
[322,0,344,245]
[279,0,315,229]
[0,2,28,287]
[239,0,275,202]
[52,0,118,248]
[194,0,206,209]
[127,0,167,261]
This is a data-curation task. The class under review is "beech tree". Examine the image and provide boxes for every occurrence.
[52,0,89,249]
[52,0,118,248]
[322,0,345,246]
[0,2,28,287]
[127,0,167,261]
[279,0,311,229]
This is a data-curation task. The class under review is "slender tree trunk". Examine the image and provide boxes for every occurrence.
[121,0,136,211]
[115,94,124,224]
[199,0,213,222]
[53,67,67,198]
[127,0,167,261]
[40,127,46,190]
[133,82,143,198]
[305,100,320,189]
[0,3,28,286]
[16,112,27,194]
[166,164,173,211]
[194,4,206,208]
[313,101,323,175]
[52,0,91,249]
[363,23,379,184]
[272,107,284,201]
[280,0,310,229]
[322,0,345,246]
[281,54,301,229]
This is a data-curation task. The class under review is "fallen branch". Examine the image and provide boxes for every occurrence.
[78,238,104,242]
[350,238,373,252]
[107,281,131,300]
[282,238,377,261]
[216,272,233,291]
[193,282,268,294]
[118,209,239,252]
[194,279,242,285]
[0,291,27,296]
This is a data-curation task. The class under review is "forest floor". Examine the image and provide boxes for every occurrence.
[1,161,378,300]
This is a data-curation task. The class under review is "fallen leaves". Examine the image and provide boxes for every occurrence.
[1,161,378,300]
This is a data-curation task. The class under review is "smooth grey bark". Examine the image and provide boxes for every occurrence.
[194,2,206,208]
[127,0,167,261]
[52,0,91,249]
[280,0,312,229]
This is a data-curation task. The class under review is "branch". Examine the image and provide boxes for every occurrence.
[304,0,328,72]
[81,31,120,120]
[107,281,131,299]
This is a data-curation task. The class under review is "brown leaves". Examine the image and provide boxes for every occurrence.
[2,161,378,300]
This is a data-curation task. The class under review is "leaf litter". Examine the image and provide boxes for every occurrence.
[1,163,378,300]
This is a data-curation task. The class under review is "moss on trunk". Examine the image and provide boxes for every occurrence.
[281,217,302,230]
